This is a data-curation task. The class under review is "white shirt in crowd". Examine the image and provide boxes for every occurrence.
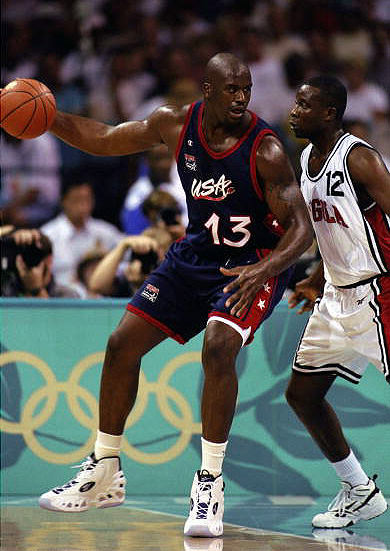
[41,213,123,286]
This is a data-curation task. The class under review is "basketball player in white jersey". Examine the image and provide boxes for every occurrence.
[285,76,390,529]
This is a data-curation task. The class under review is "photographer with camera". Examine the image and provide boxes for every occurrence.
[1,227,80,298]
[89,188,186,298]
[88,234,160,298]
[141,189,185,242]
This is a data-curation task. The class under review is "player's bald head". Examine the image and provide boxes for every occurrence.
[204,53,250,85]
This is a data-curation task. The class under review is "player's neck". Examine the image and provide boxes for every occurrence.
[202,108,250,142]
[312,128,344,157]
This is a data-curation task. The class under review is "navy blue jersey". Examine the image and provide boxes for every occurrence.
[175,101,284,262]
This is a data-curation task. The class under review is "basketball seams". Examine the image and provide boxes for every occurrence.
[39,95,48,129]
[0,94,36,124]
[17,99,38,138]
[16,78,42,95]
[45,95,56,110]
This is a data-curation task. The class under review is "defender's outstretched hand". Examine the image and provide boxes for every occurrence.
[288,278,321,314]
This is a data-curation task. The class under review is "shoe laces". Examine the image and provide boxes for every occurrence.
[71,455,97,474]
[196,470,215,519]
[328,479,371,517]
[328,484,352,516]
[53,456,97,492]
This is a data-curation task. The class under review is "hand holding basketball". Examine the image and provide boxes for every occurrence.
[0,79,56,139]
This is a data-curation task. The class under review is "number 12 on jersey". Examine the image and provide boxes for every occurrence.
[204,213,252,247]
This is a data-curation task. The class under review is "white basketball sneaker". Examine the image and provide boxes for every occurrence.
[184,470,224,537]
[39,454,126,512]
[312,475,388,528]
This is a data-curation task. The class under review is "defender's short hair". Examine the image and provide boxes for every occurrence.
[305,75,347,120]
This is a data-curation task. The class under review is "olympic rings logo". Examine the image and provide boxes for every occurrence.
[0,350,202,465]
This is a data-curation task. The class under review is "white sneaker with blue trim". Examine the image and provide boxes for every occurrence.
[38,454,126,512]
[184,470,224,537]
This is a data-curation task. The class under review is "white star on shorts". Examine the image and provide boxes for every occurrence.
[263,283,271,293]
[257,299,266,309]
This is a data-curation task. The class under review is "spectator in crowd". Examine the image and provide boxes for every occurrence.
[0,131,61,228]
[240,28,290,127]
[73,248,107,299]
[343,118,390,168]
[342,59,389,125]
[88,46,156,124]
[120,145,187,234]
[90,193,183,298]
[89,234,159,298]
[1,22,37,83]
[263,2,309,62]
[41,181,123,288]
[305,30,340,76]
[331,8,373,66]
[134,76,201,124]
[1,227,79,298]
[141,189,185,241]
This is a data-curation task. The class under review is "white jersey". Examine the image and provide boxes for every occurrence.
[300,133,390,286]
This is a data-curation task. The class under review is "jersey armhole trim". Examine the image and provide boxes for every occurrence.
[250,129,277,200]
[175,102,197,162]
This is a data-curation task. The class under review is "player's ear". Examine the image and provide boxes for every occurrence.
[326,106,337,122]
[202,81,211,98]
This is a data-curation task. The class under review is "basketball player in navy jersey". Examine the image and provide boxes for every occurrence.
[285,76,390,530]
[24,53,313,536]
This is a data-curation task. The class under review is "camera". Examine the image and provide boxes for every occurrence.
[159,207,181,226]
[131,249,159,274]
[1,235,50,272]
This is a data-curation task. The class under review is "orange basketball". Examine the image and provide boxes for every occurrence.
[0,78,56,139]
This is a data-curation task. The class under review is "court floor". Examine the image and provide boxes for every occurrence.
[1,495,389,551]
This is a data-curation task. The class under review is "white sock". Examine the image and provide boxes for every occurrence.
[331,449,369,487]
[201,437,227,477]
[94,430,122,460]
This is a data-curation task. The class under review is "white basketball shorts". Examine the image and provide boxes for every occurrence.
[293,277,390,384]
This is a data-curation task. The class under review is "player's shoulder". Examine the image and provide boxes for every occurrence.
[147,103,194,126]
[255,132,286,162]
[347,142,385,176]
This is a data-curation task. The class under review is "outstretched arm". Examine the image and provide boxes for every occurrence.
[50,105,181,156]
[221,135,313,316]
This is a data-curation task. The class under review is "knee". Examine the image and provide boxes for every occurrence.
[285,384,302,410]
[106,328,139,368]
[285,380,313,412]
[202,332,238,377]
[106,329,124,358]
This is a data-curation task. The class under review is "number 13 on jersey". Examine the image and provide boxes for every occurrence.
[204,213,252,247]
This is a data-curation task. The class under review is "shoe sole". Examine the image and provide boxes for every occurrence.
[38,497,124,513]
[184,520,223,537]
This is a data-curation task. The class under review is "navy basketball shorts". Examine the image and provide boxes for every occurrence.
[127,241,293,346]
